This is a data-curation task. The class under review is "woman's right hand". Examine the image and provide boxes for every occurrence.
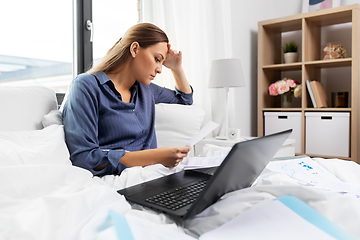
[120,146,191,168]
[154,146,191,168]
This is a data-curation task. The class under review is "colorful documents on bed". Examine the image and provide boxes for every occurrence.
[199,195,357,240]
[267,156,360,195]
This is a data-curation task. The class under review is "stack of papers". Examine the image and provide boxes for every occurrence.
[182,156,225,170]
[182,121,223,170]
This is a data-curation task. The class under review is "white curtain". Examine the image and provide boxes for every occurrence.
[140,0,235,136]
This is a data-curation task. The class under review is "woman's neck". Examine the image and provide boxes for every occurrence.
[106,65,135,91]
[106,66,135,103]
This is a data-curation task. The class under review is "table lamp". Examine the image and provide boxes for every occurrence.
[208,58,245,140]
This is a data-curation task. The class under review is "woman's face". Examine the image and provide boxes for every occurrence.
[131,42,168,85]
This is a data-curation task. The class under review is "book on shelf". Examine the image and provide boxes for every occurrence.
[306,80,317,108]
[308,80,329,108]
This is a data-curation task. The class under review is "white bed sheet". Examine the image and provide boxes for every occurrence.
[1,157,360,240]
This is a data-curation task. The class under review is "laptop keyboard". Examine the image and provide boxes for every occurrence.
[145,179,208,211]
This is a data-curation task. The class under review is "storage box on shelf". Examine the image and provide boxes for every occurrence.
[305,112,350,158]
[264,112,302,153]
[258,4,360,162]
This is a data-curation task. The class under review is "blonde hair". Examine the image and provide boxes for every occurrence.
[87,23,169,74]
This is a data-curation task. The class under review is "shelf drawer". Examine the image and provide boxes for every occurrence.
[305,112,350,158]
[264,112,302,153]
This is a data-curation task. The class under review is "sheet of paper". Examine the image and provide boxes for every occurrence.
[183,156,225,170]
[266,156,360,194]
[185,121,219,147]
[267,156,341,183]
[199,197,343,240]
[314,181,360,195]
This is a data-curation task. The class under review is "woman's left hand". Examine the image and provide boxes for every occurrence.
[163,44,192,94]
[163,44,182,71]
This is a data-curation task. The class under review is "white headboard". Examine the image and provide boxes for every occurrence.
[0,86,58,131]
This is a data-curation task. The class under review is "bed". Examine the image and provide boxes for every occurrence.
[0,86,359,240]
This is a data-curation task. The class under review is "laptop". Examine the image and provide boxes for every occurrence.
[118,129,292,220]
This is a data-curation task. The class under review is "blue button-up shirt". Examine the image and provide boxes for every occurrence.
[62,71,193,176]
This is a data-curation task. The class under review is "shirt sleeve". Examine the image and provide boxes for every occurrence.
[149,83,194,105]
[62,75,127,176]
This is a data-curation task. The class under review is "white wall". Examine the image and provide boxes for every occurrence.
[228,0,360,137]
[142,0,359,138]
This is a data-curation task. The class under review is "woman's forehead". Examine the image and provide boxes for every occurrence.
[148,42,168,55]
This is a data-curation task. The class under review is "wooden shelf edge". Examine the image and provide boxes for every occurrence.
[262,58,351,69]
[262,108,302,111]
[263,62,302,70]
[262,108,351,112]
[304,108,351,111]
[305,58,352,68]
[258,4,360,27]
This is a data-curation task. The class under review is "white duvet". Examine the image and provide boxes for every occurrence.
[1,160,359,240]
[1,126,360,240]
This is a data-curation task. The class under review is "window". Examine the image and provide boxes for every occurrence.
[0,0,73,93]
[92,0,138,64]
[74,0,139,76]
[0,0,138,95]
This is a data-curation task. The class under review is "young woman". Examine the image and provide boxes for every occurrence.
[62,23,193,177]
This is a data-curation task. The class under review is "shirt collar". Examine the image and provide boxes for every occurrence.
[94,71,140,99]
[93,71,139,89]
[94,71,112,85]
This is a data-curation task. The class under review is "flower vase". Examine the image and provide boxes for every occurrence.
[281,92,293,108]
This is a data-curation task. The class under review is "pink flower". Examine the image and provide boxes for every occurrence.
[276,80,290,94]
[268,83,278,96]
[268,78,302,98]
[286,79,297,88]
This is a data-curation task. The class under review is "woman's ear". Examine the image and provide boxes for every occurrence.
[130,42,140,58]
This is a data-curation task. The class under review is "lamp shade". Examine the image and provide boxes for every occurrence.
[208,58,245,88]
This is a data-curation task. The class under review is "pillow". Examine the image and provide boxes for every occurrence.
[42,110,63,127]
[0,125,71,166]
[155,103,205,148]
[0,86,58,131]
